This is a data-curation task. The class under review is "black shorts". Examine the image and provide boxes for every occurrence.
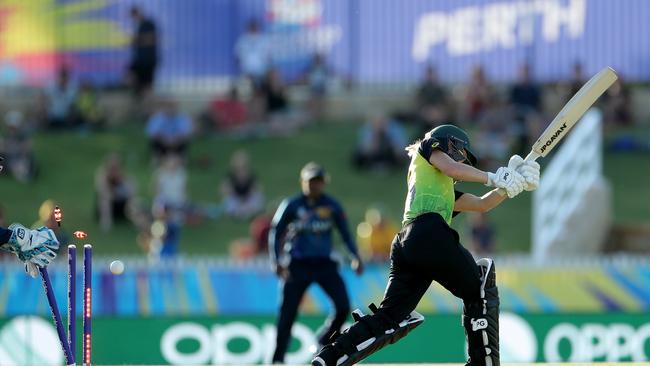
[377,212,482,321]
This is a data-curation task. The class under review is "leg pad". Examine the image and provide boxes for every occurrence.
[463,258,500,366]
[312,309,424,366]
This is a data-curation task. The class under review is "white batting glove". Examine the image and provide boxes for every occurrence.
[517,161,540,191]
[507,154,540,191]
[487,167,526,198]
[508,155,525,170]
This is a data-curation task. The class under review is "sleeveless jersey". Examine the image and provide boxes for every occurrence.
[402,139,455,225]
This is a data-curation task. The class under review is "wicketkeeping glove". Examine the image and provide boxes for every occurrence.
[5,224,60,277]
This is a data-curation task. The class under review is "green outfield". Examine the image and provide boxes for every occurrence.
[105,364,650,366]
[2,122,650,255]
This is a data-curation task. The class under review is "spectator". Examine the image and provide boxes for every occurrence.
[356,207,398,262]
[41,66,77,129]
[127,6,159,98]
[235,19,270,87]
[146,97,194,161]
[153,154,187,215]
[73,79,105,130]
[415,65,450,126]
[0,111,37,182]
[352,113,407,171]
[473,94,516,169]
[509,63,542,155]
[304,53,331,122]
[250,210,273,254]
[260,68,303,135]
[509,63,542,118]
[203,87,248,132]
[468,212,496,256]
[228,209,273,260]
[567,61,585,100]
[261,68,288,117]
[221,150,264,220]
[463,65,493,123]
[95,153,137,232]
[602,77,633,127]
[145,204,182,260]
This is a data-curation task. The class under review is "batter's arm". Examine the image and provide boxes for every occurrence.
[454,190,507,213]
[428,150,489,184]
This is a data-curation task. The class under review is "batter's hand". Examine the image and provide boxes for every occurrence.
[486,167,525,198]
[351,258,364,276]
[518,161,540,191]
[509,154,540,191]
[507,154,525,170]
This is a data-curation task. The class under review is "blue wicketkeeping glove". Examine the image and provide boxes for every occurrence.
[5,224,60,277]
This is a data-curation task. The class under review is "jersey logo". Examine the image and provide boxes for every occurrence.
[316,207,332,218]
[431,141,439,149]
[471,318,488,331]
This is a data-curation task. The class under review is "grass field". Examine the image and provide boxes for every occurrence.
[1,121,649,255]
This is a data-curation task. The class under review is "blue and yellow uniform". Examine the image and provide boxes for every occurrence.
[270,194,358,263]
[269,167,360,364]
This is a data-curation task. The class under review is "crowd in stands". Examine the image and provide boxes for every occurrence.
[0,8,641,263]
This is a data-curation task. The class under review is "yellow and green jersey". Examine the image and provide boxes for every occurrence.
[402,139,463,225]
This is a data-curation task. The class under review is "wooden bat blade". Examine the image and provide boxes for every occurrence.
[531,67,618,158]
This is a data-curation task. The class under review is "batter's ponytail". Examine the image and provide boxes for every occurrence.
[405,140,420,157]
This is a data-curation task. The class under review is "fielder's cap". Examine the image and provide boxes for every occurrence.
[300,162,328,181]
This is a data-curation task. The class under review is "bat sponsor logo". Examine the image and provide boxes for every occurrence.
[540,122,568,153]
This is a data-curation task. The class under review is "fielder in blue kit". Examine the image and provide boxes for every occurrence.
[269,162,363,364]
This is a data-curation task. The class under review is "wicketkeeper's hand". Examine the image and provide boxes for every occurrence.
[5,224,59,277]
[486,167,525,198]
[508,155,540,191]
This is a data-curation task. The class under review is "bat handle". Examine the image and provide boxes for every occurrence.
[524,151,540,162]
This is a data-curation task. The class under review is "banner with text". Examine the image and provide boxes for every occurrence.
[0,0,649,85]
[1,313,649,365]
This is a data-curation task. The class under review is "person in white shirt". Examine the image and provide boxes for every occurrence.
[235,19,271,87]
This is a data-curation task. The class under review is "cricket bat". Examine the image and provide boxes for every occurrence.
[499,66,618,194]
[525,66,618,162]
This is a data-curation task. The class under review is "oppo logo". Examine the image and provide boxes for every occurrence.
[160,322,316,365]
[545,322,650,362]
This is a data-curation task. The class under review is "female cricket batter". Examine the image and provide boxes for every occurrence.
[313,125,540,366]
